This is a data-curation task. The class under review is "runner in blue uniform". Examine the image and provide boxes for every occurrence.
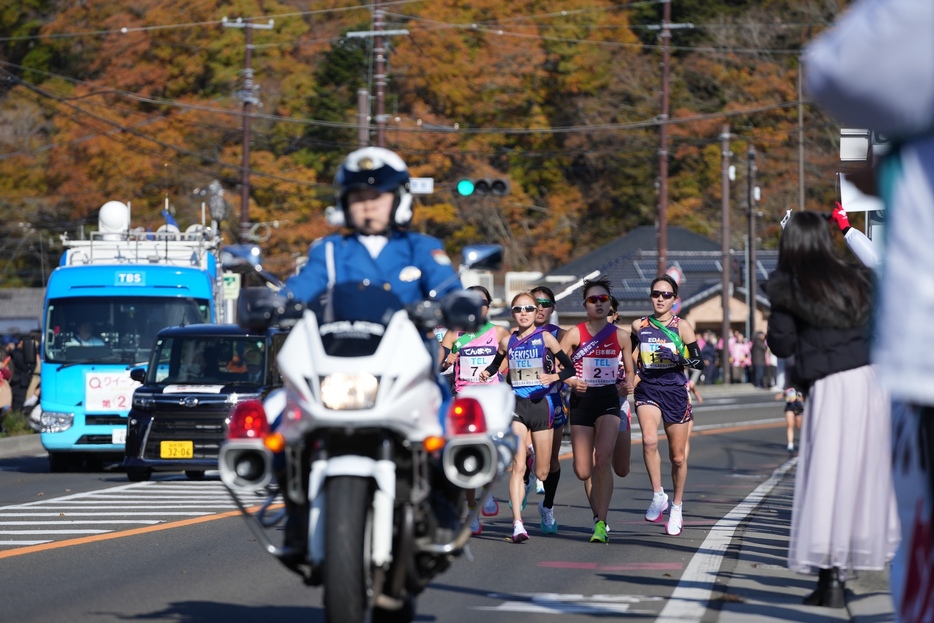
[480,292,575,543]
[530,286,566,534]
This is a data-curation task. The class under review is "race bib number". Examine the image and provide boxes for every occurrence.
[509,357,544,387]
[640,341,678,370]
[582,358,617,385]
[459,354,495,382]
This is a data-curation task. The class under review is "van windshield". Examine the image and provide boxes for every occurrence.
[44,296,210,365]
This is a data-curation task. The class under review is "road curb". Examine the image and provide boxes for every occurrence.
[0,434,44,459]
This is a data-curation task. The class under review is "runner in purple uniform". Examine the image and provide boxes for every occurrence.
[631,275,703,537]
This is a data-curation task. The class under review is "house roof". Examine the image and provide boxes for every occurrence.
[0,287,45,335]
[538,227,776,319]
[543,225,720,283]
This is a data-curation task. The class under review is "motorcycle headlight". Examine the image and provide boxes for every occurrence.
[320,373,379,410]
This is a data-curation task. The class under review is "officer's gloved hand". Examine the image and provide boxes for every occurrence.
[830,202,850,232]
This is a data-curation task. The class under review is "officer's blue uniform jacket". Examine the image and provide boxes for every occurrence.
[281,230,462,432]
[284,230,462,305]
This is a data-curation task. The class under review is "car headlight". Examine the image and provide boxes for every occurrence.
[320,373,379,411]
[40,411,75,433]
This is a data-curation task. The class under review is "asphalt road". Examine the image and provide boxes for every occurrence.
[0,395,788,623]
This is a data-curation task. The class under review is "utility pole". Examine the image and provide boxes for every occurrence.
[223,17,274,243]
[720,124,733,385]
[357,89,370,147]
[747,145,758,338]
[347,2,408,148]
[653,1,693,276]
[374,1,387,147]
[798,60,805,211]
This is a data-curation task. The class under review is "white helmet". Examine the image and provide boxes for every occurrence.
[327,147,413,229]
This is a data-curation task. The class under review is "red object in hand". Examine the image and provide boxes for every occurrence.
[831,202,851,231]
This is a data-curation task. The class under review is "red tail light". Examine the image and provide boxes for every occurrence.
[447,397,487,435]
[228,400,269,439]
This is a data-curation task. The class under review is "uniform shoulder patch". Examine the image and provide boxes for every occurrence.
[431,249,452,265]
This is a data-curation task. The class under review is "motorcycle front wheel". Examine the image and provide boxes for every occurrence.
[324,475,374,623]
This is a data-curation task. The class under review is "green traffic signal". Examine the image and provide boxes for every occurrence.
[455,177,510,197]
[456,179,476,196]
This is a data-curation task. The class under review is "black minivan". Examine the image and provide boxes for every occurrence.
[123,323,287,481]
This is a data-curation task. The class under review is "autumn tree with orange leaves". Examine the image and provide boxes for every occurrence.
[0,0,847,286]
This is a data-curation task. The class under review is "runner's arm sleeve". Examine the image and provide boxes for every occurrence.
[555,350,576,382]
[682,342,703,370]
[439,346,452,371]
[483,351,506,376]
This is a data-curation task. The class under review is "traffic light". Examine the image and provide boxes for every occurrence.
[455,178,510,197]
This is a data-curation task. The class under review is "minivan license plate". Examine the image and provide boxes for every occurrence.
[160,441,194,459]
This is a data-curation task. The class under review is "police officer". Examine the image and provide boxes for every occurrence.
[277,147,465,555]
[283,147,461,305]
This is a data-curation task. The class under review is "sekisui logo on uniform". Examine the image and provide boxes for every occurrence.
[115,272,145,286]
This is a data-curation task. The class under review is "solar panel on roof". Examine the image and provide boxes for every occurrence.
[674,260,721,272]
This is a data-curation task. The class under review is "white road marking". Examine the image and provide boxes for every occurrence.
[0,511,214,517]
[0,520,161,525]
[479,593,662,615]
[655,457,797,623]
[0,481,253,549]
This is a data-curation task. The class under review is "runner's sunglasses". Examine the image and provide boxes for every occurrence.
[650,290,676,300]
[535,298,554,308]
[512,305,537,314]
[585,294,610,304]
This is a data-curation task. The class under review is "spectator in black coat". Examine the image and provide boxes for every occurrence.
[750,331,767,388]
[10,334,39,413]
[701,336,718,385]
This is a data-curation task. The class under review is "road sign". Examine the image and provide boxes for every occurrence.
[410,177,434,194]
[223,273,241,300]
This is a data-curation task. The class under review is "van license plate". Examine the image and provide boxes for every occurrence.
[160,441,194,459]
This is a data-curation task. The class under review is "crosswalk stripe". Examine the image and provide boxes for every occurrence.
[0,481,269,551]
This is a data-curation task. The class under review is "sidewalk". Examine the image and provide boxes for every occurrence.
[0,432,42,459]
[716,463,896,623]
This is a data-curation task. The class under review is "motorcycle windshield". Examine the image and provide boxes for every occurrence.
[306,284,405,357]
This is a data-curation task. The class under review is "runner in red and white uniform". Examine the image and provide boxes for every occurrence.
[558,277,635,543]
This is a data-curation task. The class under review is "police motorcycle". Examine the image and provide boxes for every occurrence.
[218,245,516,623]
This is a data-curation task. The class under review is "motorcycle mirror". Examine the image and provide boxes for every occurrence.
[441,289,487,333]
[220,244,262,271]
[461,244,502,271]
[237,288,284,332]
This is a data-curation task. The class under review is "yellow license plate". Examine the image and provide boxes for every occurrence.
[160,441,194,459]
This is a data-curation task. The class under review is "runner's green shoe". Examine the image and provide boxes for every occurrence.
[590,519,608,543]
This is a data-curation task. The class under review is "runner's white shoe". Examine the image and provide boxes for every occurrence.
[665,502,683,536]
[645,491,669,523]
[539,501,558,534]
[512,520,530,543]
